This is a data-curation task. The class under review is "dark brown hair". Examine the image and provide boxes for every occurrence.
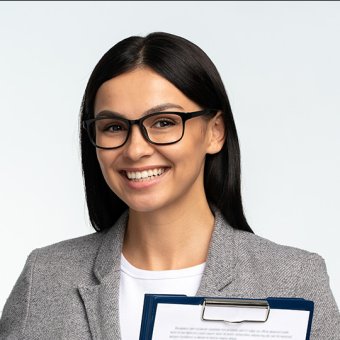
[80,32,253,233]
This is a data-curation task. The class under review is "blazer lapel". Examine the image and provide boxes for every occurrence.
[196,208,236,297]
[78,212,128,340]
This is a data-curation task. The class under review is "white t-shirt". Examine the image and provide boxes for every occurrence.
[119,254,205,339]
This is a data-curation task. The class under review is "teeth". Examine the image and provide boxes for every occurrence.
[126,168,166,181]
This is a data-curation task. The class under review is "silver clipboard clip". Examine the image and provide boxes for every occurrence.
[201,298,270,324]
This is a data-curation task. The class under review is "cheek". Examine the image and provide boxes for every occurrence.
[174,126,209,159]
[96,150,106,172]
[163,138,207,171]
[96,150,116,182]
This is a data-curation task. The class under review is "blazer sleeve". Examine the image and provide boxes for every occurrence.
[0,249,39,339]
[296,253,340,339]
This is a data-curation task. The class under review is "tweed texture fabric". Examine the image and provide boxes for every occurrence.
[0,209,339,339]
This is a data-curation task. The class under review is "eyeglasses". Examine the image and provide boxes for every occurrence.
[82,109,218,149]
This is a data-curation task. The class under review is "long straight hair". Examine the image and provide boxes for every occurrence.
[80,32,253,233]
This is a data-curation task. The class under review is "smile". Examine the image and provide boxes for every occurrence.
[125,168,166,181]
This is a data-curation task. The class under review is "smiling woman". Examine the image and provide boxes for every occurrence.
[0,32,339,340]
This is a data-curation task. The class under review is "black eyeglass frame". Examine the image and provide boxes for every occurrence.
[82,108,218,150]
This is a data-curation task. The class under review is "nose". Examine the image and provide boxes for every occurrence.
[122,124,154,161]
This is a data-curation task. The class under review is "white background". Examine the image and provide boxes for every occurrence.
[0,1,339,314]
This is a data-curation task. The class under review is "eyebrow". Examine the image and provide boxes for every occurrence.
[95,103,185,119]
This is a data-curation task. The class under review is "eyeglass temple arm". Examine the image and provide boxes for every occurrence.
[186,109,218,119]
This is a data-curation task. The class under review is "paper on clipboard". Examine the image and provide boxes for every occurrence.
[139,295,314,340]
[152,304,310,339]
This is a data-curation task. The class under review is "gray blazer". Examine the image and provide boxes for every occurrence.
[1,209,339,339]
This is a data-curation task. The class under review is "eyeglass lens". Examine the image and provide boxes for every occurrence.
[89,113,184,148]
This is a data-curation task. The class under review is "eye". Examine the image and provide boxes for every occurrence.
[96,119,128,133]
[105,124,125,132]
[152,118,176,128]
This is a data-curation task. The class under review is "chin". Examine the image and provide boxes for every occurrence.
[123,195,173,214]
[128,203,163,214]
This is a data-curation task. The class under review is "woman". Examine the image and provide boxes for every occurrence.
[0,32,339,339]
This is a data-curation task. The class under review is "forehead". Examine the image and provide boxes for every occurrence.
[93,67,200,118]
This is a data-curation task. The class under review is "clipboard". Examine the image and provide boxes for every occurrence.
[139,294,314,340]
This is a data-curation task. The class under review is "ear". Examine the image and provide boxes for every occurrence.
[206,112,226,155]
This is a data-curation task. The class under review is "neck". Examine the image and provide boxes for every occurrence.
[123,197,215,271]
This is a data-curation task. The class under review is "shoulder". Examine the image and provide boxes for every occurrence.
[35,230,106,259]
[36,230,105,256]
[28,231,108,284]
[213,207,323,271]
[234,229,320,261]
[212,208,327,289]
[24,211,128,286]
[231,229,329,293]
[233,228,324,271]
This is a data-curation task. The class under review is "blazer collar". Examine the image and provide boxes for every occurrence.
[78,211,128,340]
[196,208,236,296]
[93,211,128,281]
[78,208,236,339]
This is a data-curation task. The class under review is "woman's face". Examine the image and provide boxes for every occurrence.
[94,67,222,213]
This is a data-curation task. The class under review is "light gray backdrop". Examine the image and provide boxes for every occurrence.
[1,1,339,314]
